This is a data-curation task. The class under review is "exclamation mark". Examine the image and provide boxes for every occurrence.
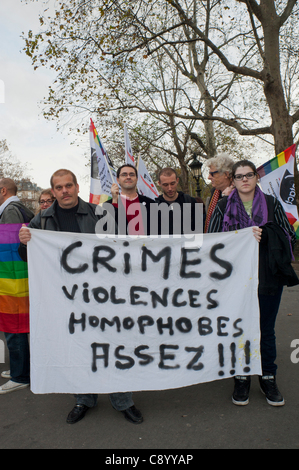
[244,340,251,373]
[218,343,224,376]
[230,342,236,375]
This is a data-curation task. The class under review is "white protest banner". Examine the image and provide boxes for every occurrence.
[28,228,261,394]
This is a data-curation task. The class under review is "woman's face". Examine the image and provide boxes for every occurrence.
[233,165,258,196]
[39,194,54,210]
[208,165,231,192]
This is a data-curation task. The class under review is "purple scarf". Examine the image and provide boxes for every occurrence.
[222,186,268,232]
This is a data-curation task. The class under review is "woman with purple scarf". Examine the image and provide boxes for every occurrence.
[208,160,298,407]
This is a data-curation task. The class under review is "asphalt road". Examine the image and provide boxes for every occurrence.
[0,269,299,450]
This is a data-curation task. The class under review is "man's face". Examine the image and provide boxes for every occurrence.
[158,173,179,201]
[117,166,138,192]
[208,165,230,192]
[51,174,79,209]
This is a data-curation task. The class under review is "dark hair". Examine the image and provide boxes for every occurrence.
[117,164,138,178]
[231,160,257,177]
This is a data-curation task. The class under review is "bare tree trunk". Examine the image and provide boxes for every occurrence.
[179,159,189,193]
[261,1,293,154]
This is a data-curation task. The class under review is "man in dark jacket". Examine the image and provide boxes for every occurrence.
[0,178,34,394]
[18,169,143,425]
[156,167,201,235]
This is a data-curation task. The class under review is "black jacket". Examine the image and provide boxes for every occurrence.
[259,222,299,295]
[155,191,199,235]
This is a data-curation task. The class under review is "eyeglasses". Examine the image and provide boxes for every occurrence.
[119,172,136,178]
[233,172,256,181]
[209,170,219,177]
[39,199,53,205]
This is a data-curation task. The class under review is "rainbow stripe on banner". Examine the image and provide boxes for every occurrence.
[257,144,296,177]
[0,224,29,333]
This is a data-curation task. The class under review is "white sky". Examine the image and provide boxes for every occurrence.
[0,0,90,200]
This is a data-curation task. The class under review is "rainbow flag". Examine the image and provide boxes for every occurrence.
[0,224,29,333]
[89,118,117,204]
[257,144,296,177]
[257,144,299,238]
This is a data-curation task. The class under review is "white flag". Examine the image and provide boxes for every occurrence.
[137,155,159,200]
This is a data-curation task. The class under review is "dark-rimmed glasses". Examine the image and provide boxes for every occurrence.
[39,199,53,205]
[119,172,136,178]
[233,172,256,181]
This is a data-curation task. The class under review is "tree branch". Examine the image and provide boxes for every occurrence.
[237,0,262,22]
[292,108,299,125]
[167,0,264,81]
[280,0,298,26]
[108,100,272,137]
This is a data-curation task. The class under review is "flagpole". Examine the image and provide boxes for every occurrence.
[107,161,115,183]
[136,153,140,172]
[136,154,141,194]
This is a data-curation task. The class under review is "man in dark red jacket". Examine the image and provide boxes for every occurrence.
[105,164,155,235]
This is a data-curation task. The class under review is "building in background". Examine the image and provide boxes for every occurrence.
[17,179,43,212]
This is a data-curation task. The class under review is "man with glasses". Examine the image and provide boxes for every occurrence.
[0,178,34,394]
[204,153,234,232]
[106,164,154,235]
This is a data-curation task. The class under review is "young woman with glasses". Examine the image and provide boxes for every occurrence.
[208,159,298,408]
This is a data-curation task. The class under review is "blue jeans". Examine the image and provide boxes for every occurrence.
[259,287,283,376]
[4,333,30,384]
[75,392,134,411]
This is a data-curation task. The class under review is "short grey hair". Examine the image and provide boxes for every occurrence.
[207,153,234,175]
